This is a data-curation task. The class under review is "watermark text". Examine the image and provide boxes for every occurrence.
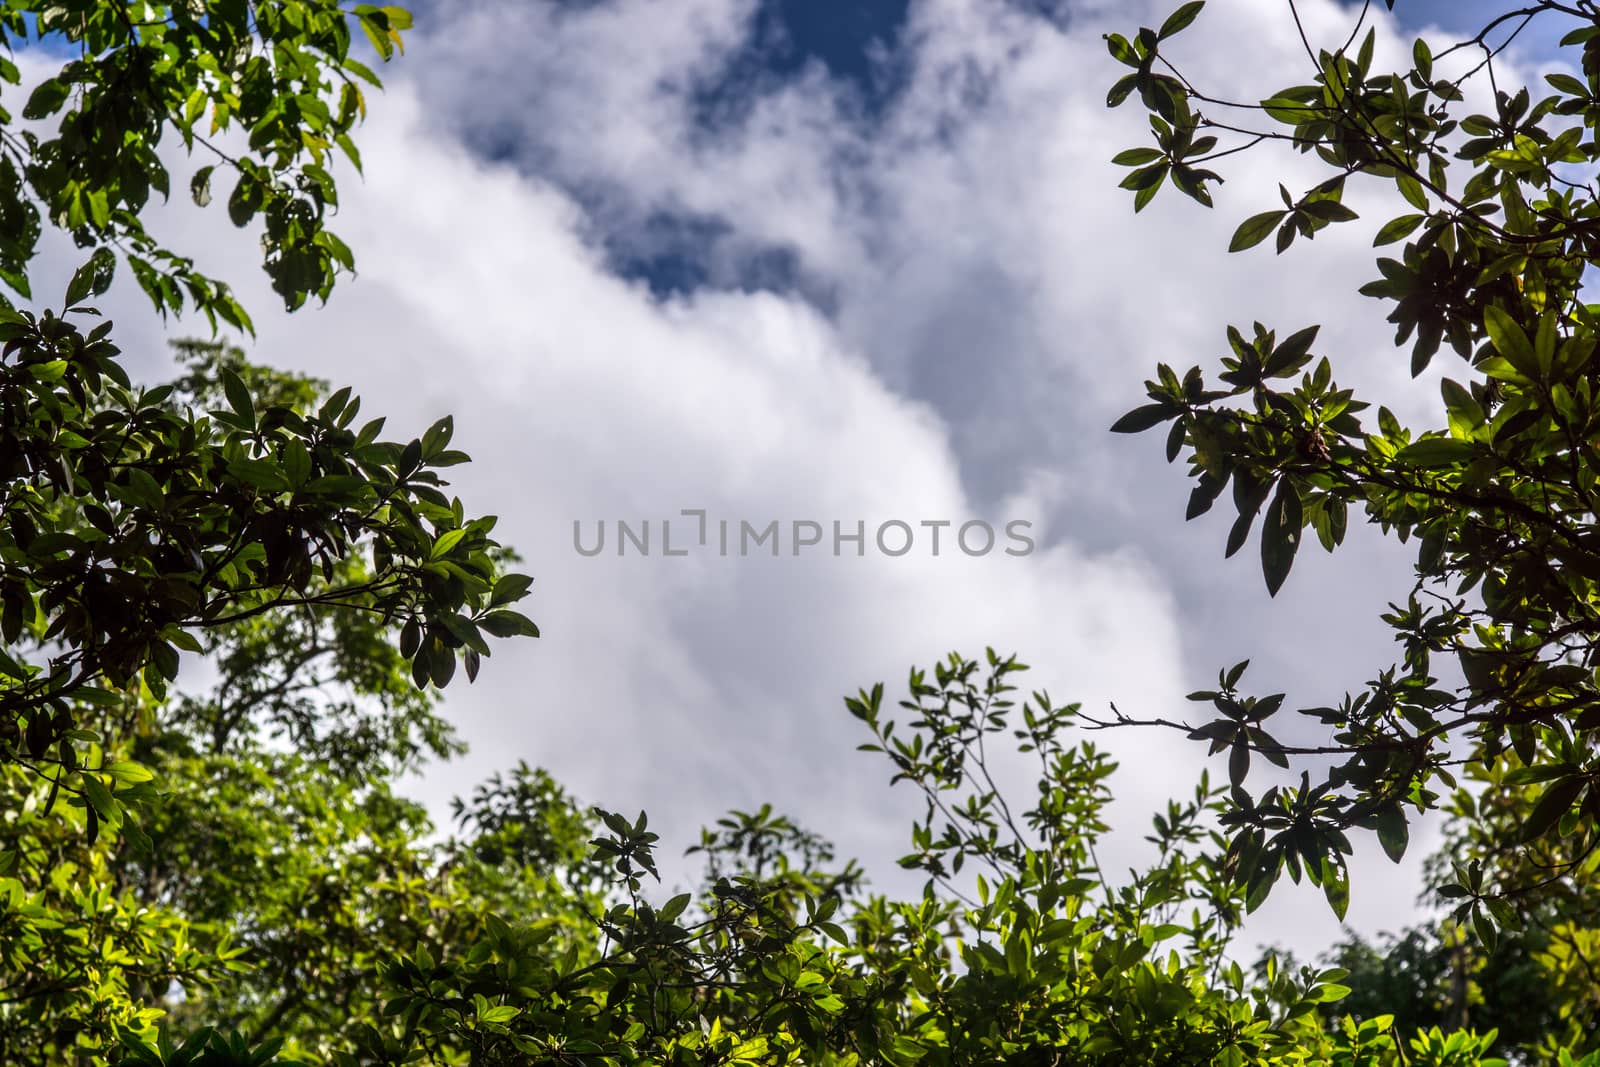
[573,511,1035,558]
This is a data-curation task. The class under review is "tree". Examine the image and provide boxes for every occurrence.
[0,343,552,1064]
[1416,746,1600,1059]
[0,3,537,1061]
[0,0,411,321]
[0,0,537,840]
[224,651,1527,1067]
[1266,817,1573,1062]
[1284,914,1568,1062]
[1100,0,1600,940]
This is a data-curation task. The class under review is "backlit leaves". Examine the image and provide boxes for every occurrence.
[1105,0,1600,941]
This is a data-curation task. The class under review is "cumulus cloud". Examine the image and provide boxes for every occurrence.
[180,94,1197,908]
[370,0,1448,943]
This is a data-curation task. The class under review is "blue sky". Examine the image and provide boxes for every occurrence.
[60,0,1574,962]
[1407,0,1570,54]
[447,0,1572,303]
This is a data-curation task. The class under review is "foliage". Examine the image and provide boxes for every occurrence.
[1271,745,1600,1064]
[0,0,414,321]
[0,302,535,834]
[115,652,1539,1067]
[1285,919,1563,1063]
[0,339,539,1064]
[0,0,537,835]
[1102,0,1600,940]
[0,3,538,1059]
[1420,751,1600,1058]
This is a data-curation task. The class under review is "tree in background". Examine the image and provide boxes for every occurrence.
[1302,739,1600,1063]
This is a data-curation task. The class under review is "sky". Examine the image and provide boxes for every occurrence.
[33,0,1580,961]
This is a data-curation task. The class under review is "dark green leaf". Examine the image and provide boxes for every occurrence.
[1522,776,1586,842]
[22,78,68,120]
[1110,403,1172,433]
[1372,213,1425,246]
[1395,437,1476,467]
[221,369,256,428]
[1260,480,1301,596]
[1230,211,1288,252]
[1158,1,1205,40]
[1375,806,1409,863]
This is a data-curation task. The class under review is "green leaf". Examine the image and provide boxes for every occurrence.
[1228,737,1249,786]
[1110,403,1172,433]
[1321,860,1350,921]
[64,259,97,308]
[1267,324,1319,376]
[1225,509,1255,558]
[478,610,540,639]
[1133,169,1167,211]
[1111,147,1164,166]
[1472,903,1498,954]
[1158,1,1205,40]
[1395,172,1429,211]
[81,775,116,818]
[0,267,30,300]
[227,175,260,227]
[1534,312,1558,376]
[150,640,180,682]
[1187,477,1223,519]
[105,761,154,786]
[1373,213,1425,246]
[1375,806,1409,863]
[1230,211,1288,252]
[430,528,466,560]
[1522,776,1586,842]
[659,892,691,921]
[1441,378,1485,434]
[358,11,396,59]
[1105,33,1138,65]
[1484,304,1539,377]
[428,643,456,688]
[1260,480,1301,596]
[1262,96,1314,123]
[221,369,256,428]
[1299,199,1358,222]
[491,573,534,607]
[191,165,214,207]
[1395,437,1476,467]
[440,613,490,656]
[1119,163,1169,192]
[400,618,422,659]
[0,647,28,681]
[22,78,68,120]
[226,459,289,491]
[1547,71,1590,98]
[1413,38,1433,81]
[1107,73,1139,108]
